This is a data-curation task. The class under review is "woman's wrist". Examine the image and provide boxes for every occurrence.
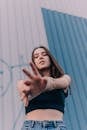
[43,76,55,91]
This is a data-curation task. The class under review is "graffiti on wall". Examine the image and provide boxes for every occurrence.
[0,56,28,97]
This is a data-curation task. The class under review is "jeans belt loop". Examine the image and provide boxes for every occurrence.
[54,121,58,128]
[31,121,35,128]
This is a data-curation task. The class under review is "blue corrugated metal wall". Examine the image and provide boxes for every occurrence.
[42,8,87,130]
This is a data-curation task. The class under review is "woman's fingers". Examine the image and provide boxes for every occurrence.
[23,96,29,107]
[20,92,26,100]
[24,80,31,85]
[22,62,41,79]
[22,68,33,79]
[30,62,40,76]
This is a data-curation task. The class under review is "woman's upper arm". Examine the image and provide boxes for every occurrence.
[62,74,71,87]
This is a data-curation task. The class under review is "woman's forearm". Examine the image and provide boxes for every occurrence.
[44,74,71,91]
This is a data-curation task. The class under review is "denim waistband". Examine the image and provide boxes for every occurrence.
[24,120,65,128]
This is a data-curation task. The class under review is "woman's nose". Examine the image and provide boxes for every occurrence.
[39,54,43,59]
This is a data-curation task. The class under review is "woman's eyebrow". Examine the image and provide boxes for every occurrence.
[42,51,46,53]
[34,51,46,55]
[34,53,38,55]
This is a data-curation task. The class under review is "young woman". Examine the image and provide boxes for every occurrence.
[17,46,71,130]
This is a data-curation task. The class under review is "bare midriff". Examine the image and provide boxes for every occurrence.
[25,109,63,121]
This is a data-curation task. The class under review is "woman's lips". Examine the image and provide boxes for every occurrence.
[39,61,45,64]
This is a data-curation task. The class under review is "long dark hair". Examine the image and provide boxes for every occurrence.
[32,46,64,78]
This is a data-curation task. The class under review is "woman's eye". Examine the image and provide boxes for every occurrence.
[34,55,38,58]
[34,52,47,58]
[42,52,47,56]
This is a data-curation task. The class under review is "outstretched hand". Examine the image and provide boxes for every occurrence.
[22,62,47,101]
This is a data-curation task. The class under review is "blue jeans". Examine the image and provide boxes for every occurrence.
[21,120,67,130]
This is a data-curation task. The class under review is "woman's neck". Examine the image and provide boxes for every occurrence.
[40,68,51,77]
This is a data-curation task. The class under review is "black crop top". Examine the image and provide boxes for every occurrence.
[25,89,68,114]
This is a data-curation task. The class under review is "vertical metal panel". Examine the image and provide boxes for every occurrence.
[42,8,87,130]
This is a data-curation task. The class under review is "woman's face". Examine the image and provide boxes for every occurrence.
[33,48,51,70]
